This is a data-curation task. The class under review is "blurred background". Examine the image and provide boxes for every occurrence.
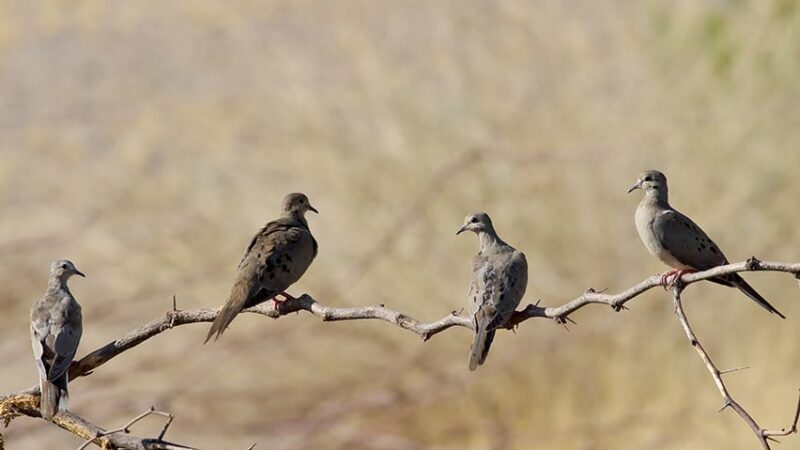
[1,0,799,449]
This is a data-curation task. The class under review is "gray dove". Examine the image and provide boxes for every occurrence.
[629,170,784,318]
[205,193,318,342]
[457,212,528,371]
[30,259,85,420]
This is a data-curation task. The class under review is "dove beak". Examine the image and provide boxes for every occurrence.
[627,181,642,194]
[456,224,467,235]
[307,204,319,214]
[75,270,86,278]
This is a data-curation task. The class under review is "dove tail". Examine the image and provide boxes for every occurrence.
[39,378,64,420]
[729,274,786,319]
[205,301,240,343]
[468,326,496,371]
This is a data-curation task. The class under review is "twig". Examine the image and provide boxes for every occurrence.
[672,284,799,449]
[76,406,176,450]
[763,390,800,439]
[0,392,193,450]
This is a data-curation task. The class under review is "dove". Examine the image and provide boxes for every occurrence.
[205,193,318,342]
[458,212,528,371]
[30,259,85,420]
[629,170,784,318]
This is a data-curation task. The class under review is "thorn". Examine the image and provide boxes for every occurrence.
[534,299,542,306]
[766,436,780,444]
[585,287,595,294]
[612,303,629,312]
[565,316,577,325]
[719,366,750,375]
[172,295,178,312]
[246,444,258,450]
[718,401,732,413]
[746,256,761,270]
[379,303,385,308]
[597,288,608,294]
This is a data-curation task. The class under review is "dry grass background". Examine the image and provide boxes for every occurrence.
[1,0,799,449]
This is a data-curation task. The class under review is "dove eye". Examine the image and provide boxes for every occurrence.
[470,217,478,223]
[644,176,653,182]
[299,199,305,204]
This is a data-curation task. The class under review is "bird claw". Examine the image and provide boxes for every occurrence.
[660,269,694,290]
[746,256,762,270]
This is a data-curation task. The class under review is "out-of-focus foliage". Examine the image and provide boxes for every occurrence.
[1,1,799,448]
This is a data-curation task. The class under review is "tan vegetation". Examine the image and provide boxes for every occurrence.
[1,0,799,448]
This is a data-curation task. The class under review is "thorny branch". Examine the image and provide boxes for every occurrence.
[76,406,175,450]
[672,283,800,450]
[0,392,193,450]
[1,258,799,448]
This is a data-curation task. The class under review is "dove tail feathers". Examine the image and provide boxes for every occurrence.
[729,274,785,319]
[205,301,241,343]
[468,326,496,371]
[39,378,65,420]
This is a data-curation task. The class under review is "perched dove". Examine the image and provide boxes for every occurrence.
[629,170,784,318]
[30,259,85,420]
[458,212,528,371]
[205,193,318,342]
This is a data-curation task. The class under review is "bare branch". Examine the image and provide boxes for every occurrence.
[67,297,472,381]
[763,390,800,439]
[76,406,176,450]
[506,259,800,327]
[1,258,798,447]
[0,393,193,450]
[671,284,798,449]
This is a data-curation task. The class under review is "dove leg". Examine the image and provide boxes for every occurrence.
[271,292,296,306]
[660,269,695,288]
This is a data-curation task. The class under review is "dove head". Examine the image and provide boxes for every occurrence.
[49,259,85,283]
[281,193,318,218]
[628,170,668,202]
[457,212,494,236]
[458,212,505,249]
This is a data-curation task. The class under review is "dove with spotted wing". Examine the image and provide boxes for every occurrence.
[458,212,528,371]
[30,259,84,420]
[629,170,784,318]
[205,193,319,342]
